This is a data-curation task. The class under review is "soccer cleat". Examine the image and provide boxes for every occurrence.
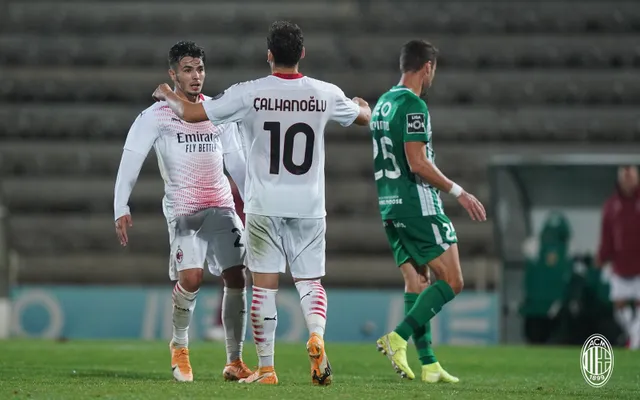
[422,362,460,383]
[376,332,415,380]
[238,366,278,384]
[306,333,332,386]
[169,342,193,382]
[223,359,253,381]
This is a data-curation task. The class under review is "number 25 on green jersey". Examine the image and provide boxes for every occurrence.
[372,136,401,180]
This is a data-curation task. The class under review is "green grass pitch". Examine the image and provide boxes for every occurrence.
[0,340,638,399]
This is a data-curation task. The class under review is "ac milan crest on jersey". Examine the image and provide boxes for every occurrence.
[176,247,184,264]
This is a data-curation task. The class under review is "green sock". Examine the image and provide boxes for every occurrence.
[395,280,456,341]
[404,293,437,365]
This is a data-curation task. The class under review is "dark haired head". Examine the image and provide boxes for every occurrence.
[267,21,304,68]
[400,40,438,73]
[167,41,206,101]
[168,41,206,69]
[618,164,639,195]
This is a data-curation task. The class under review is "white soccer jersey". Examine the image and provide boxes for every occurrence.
[202,73,361,218]
[123,95,242,220]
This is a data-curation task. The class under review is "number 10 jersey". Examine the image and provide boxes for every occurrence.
[370,85,445,219]
[202,73,360,218]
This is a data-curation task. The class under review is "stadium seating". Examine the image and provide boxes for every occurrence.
[2,0,640,288]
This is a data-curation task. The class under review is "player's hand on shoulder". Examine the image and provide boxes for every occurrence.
[115,214,133,247]
[457,191,486,222]
[352,97,368,107]
[152,84,172,102]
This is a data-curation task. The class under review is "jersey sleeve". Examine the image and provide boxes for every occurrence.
[202,83,252,124]
[402,98,430,143]
[330,87,360,127]
[219,123,243,155]
[123,109,160,156]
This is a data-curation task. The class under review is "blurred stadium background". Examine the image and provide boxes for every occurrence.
[1,0,639,348]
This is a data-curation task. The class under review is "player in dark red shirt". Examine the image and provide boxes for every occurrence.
[597,165,640,349]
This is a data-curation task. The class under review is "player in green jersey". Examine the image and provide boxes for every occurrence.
[371,40,487,382]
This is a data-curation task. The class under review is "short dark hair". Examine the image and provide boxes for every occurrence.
[400,40,438,73]
[267,21,304,68]
[168,41,206,69]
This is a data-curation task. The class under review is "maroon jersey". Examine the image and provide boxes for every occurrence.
[598,187,640,277]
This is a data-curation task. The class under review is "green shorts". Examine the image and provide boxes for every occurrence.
[383,214,458,267]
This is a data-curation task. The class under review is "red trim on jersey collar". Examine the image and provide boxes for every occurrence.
[198,93,205,102]
[272,72,304,79]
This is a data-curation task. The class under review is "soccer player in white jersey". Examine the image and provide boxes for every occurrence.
[152,21,371,385]
[113,41,253,383]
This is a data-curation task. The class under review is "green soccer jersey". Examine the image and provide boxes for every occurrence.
[370,85,444,219]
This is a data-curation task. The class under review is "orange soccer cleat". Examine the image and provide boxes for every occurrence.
[222,359,253,381]
[306,333,332,385]
[169,342,193,382]
[238,366,278,384]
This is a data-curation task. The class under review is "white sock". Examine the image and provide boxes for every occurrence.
[295,279,327,338]
[250,286,278,368]
[615,307,634,335]
[172,282,198,348]
[222,287,247,363]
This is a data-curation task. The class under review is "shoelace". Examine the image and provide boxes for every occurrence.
[175,348,191,367]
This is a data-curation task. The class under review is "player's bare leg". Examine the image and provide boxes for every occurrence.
[378,245,463,380]
[400,262,459,383]
[220,265,252,380]
[294,277,331,385]
[170,268,202,382]
[239,272,279,384]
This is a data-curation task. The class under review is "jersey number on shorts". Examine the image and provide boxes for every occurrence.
[264,121,315,175]
[231,228,244,248]
[372,136,401,180]
[442,222,457,241]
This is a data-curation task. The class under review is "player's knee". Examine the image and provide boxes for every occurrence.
[252,272,279,290]
[403,274,424,293]
[447,275,464,295]
[222,265,247,289]
[400,262,424,293]
[179,268,203,292]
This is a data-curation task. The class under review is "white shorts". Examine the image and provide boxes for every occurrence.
[609,273,640,301]
[168,207,246,281]
[245,214,326,279]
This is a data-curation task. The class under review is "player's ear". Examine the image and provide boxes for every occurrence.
[168,67,177,82]
[267,49,274,64]
[423,61,433,77]
[300,47,306,60]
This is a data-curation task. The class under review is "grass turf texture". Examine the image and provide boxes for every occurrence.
[0,340,638,399]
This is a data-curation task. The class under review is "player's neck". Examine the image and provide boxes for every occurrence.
[271,65,300,76]
[174,88,199,103]
[399,74,423,97]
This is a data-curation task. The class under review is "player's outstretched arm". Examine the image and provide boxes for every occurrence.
[352,97,372,126]
[114,109,159,246]
[152,83,209,123]
[114,150,146,246]
[405,141,486,221]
